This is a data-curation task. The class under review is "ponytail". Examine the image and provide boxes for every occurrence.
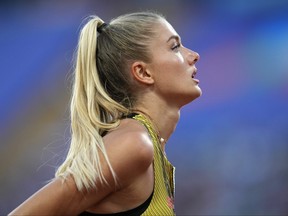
[56,11,164,191]
[56,16,128,191]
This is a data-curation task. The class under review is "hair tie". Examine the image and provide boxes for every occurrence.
[97,23,109,33]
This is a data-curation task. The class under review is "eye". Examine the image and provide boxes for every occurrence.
[171,43,181,51]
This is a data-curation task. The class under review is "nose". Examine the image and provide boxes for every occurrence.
[187,50,200,65]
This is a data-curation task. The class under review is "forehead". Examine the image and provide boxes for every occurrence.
[153,19,178,42]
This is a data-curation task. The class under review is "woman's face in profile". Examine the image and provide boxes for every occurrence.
[146,19,202,106]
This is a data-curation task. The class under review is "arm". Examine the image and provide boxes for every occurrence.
[10,120,153,215]
[9,175,113,216]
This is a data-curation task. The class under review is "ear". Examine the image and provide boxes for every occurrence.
[130,61,154,85]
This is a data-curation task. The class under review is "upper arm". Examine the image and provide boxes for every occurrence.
[103,124,154,188]
[9,121,154,215]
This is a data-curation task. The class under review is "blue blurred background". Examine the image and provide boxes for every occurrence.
[1,0,288,215]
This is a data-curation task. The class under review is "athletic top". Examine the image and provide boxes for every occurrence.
[80,113,175,215]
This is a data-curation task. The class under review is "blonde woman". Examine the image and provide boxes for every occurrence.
[10,11,201,215]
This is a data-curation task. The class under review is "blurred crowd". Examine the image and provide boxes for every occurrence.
[1,0,288,215]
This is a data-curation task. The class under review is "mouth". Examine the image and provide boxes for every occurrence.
[191,69,200,83]
[191,68,197,78]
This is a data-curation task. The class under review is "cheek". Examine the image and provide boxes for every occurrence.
[176,52,184,63]
[152,52,185,78]
[160,53,184,72]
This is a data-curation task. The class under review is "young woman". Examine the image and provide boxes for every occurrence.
[10,11,201,215]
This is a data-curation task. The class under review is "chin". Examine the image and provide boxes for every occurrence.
[195,86,202,97]
[190,86,202,99]
[178,91,202,108]
[188,86,202,102]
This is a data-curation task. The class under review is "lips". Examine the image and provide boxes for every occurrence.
[191,69,197,78]
[192,69,199,83]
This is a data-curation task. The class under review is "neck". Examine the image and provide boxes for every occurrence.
[133,104,180,149]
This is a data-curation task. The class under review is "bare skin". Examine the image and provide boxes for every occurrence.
[9,119,154,215]
[9,18,201,215]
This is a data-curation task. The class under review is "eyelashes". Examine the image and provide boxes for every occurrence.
[171,43,181,51]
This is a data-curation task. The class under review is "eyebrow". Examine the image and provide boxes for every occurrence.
[166,35,181,43]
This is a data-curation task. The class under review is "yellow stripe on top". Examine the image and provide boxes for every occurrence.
[132,114,176,216]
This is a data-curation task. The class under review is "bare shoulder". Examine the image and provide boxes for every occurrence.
[103,118,154,184]
[9,119,154,215]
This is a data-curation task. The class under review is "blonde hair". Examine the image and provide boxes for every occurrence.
[56,12,164,191]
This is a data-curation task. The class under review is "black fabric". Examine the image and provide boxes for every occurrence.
[102,113,139,137]
[122,112,139,119]
[79,192,153,216]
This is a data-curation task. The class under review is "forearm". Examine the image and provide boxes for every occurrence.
[9,178,82,216]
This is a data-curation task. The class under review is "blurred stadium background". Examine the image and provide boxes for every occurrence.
[1,0,288,215]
